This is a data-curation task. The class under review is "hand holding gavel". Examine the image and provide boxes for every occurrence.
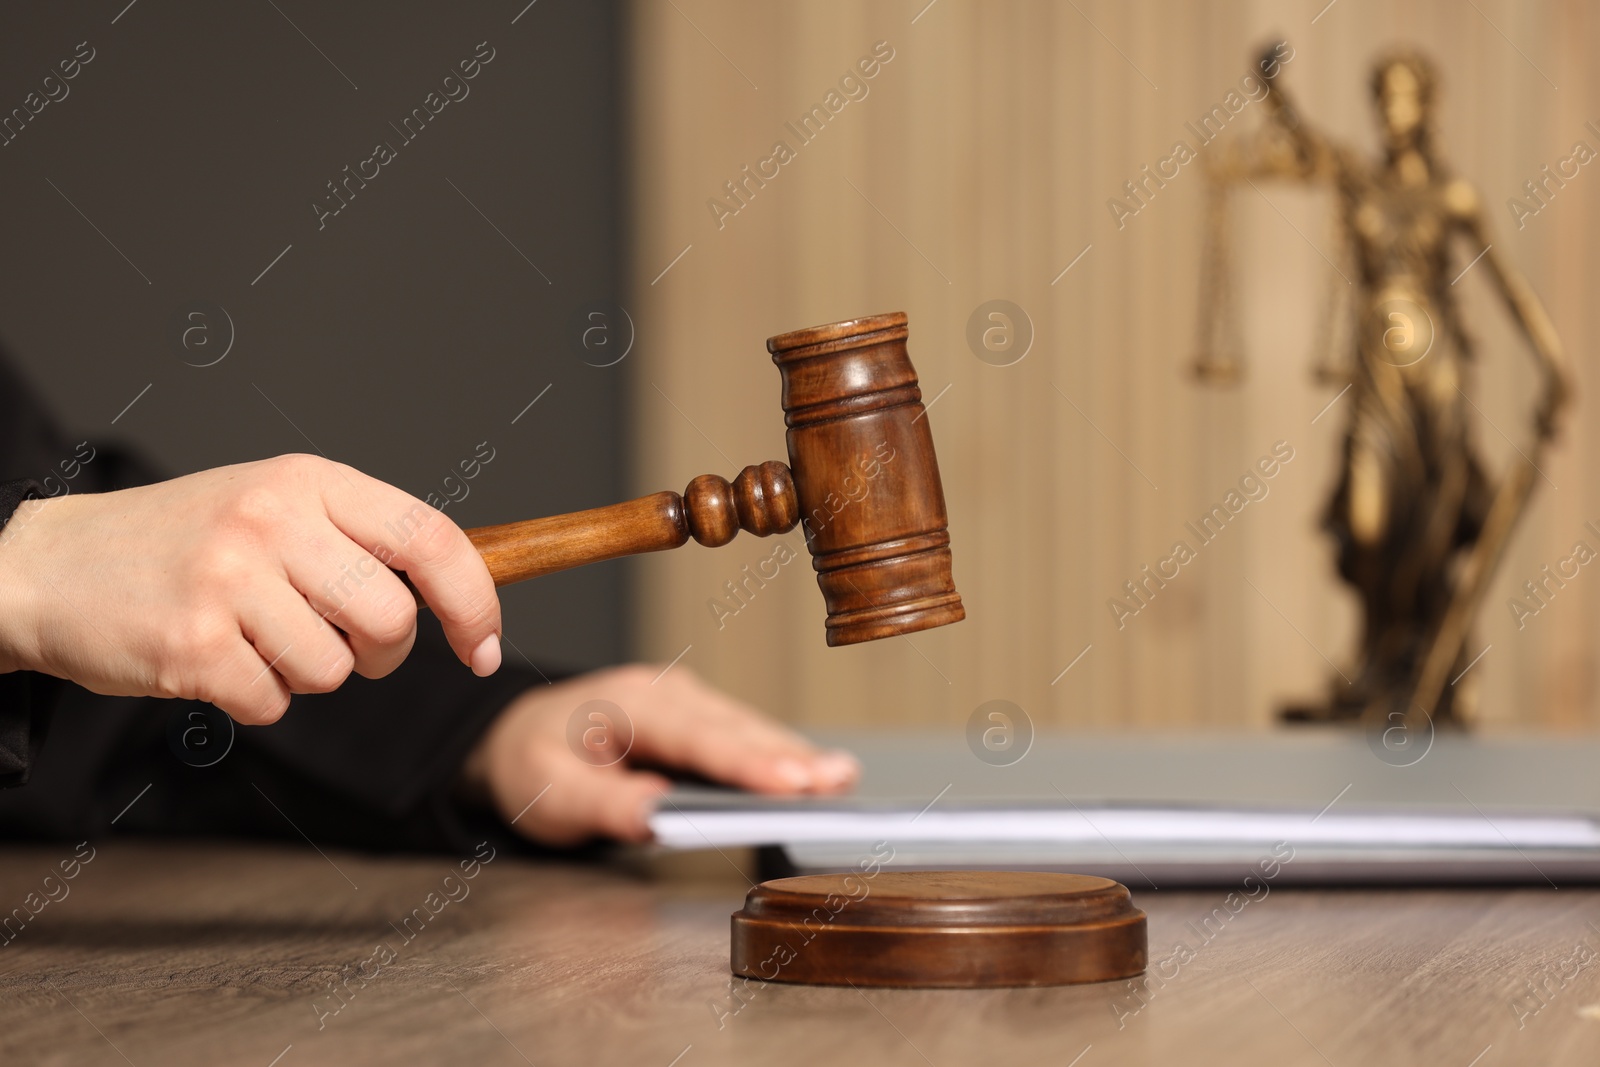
[0,313,963,723]
[0,453,506,723]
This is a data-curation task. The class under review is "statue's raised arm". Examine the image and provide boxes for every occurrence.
[1205,40,1346,186]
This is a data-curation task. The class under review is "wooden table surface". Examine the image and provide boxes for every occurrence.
[2,841,1598,1067]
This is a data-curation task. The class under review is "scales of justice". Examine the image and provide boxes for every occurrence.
[1192,43,1572,730]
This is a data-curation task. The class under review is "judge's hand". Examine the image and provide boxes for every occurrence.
[461,664,860,846]
[0,454,501,724]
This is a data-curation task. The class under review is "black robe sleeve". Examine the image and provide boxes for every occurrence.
[0,348,552,853]
[0,621,549,854]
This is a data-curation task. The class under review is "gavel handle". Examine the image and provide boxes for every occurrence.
[465,492,691,586]
[458,460,799,587]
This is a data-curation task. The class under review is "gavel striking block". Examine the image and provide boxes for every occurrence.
[464,312,964,645]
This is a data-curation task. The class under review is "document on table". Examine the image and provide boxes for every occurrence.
[648,733,1600,885]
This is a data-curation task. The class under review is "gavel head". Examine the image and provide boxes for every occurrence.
[765,312,966,646]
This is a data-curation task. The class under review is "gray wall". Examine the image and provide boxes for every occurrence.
[0,1,630,672]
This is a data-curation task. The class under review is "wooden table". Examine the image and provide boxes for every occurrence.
[2,841,1598,1066]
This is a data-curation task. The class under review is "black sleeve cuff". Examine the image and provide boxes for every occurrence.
[0,477,44,533]
[0,478,50,788]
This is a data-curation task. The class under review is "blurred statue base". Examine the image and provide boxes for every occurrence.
[1279,651,1478,731]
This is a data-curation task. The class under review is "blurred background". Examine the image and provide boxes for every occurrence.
[1,0,1595,735]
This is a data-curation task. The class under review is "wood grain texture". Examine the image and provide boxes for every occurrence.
[3,842,1599,1066]
[768,312,965,645]
[465,466,802,586]
[468,492,692,585]
[731,871,1146,987]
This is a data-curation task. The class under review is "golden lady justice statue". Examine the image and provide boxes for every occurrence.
[1194,45,1572,728]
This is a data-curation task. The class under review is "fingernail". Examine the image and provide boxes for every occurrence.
[470,633,502,677]
[813,750,861,787]
[773,758,814,791]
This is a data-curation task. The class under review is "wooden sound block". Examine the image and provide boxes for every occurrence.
[730,870,1147,988]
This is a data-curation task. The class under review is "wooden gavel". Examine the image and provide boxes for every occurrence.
[464,312,965,645]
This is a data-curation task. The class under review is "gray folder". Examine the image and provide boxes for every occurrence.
[649,732,1600,886]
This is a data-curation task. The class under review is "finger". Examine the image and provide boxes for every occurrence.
[282,524,418,680]
[511,762,670,847]
[237,578,356,695]
[631,686,859,795]
[316,464,501,675]
[198,632,294,726]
